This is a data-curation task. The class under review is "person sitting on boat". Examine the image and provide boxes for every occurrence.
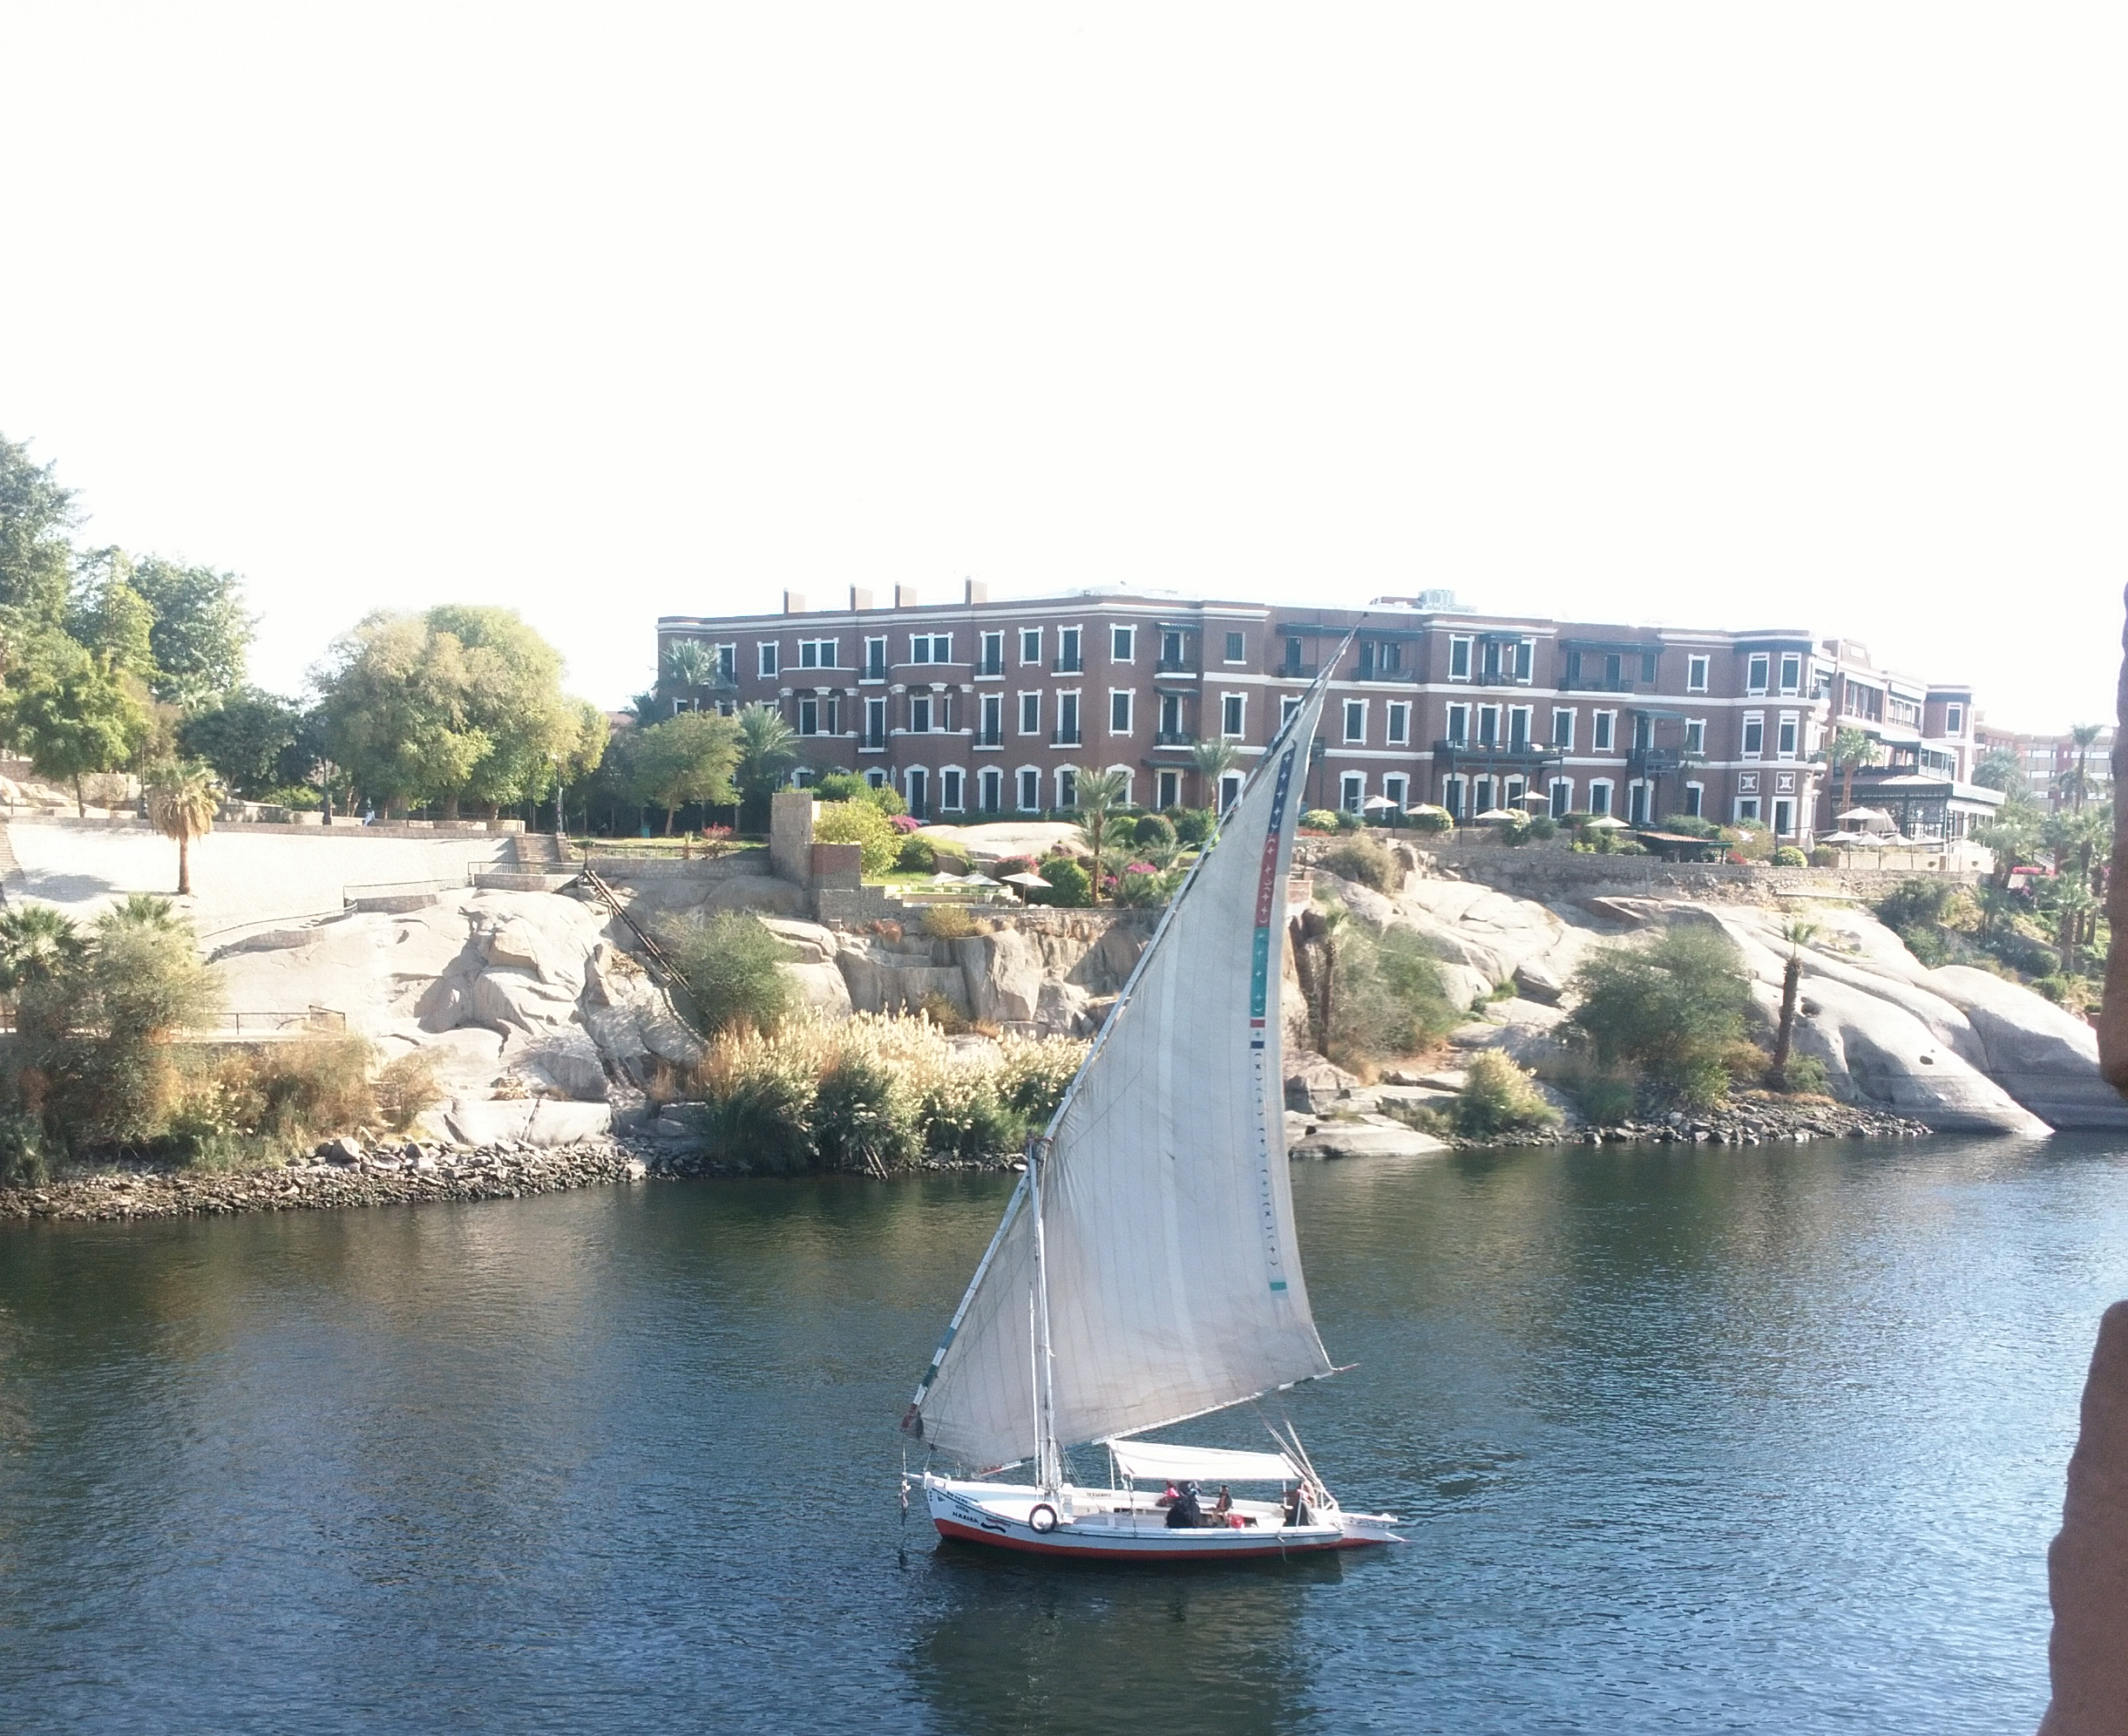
[1211,1486,1232,1520]
[1164,1482,1207,1529]
[1282,1484,1313,1528]
[1154,1482,1181,1509]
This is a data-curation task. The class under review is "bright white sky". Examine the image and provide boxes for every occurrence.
[0,5,2119,731]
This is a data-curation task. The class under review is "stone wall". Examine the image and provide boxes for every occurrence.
[1412,838,1982,906]
[769,790,816,885]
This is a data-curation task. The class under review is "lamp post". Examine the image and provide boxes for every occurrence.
[551,752,566,840]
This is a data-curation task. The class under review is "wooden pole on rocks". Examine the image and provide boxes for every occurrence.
[2038,582,2128,1736]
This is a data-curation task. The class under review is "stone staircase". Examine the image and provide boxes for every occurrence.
[468,831,579,893]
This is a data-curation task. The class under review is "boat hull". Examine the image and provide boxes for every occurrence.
[922,1476,1402,1562]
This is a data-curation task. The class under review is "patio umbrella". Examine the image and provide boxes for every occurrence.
[1819,830,1862,844]
[1405,804,1452,818]
[1361,794,1400,811]
[959,872,1000,885]
[1473,807,1520,822]
[1000,871,1051,890]
[1581,814,1628,830]
[1835,806,1890,824]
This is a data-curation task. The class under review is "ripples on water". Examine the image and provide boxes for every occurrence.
[1,1136,2124,1733]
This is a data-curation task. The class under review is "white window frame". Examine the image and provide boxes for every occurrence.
[1339,771,1365,813]
[1684,717,1705,755]
[1735,796,1761,824]
[798,637,837,669]
[1218,771,1244,812]
[1772,796,1794,836]
[1589,779,1614,817]
[1946,702,1964,735]
[1684,780,1704,818]
[1281,694,1305,729]
[1221,692,1246,738]
[1478,704,1501,747]
[864,767,888,790]
[796,696,820,736]
[1386,702,1410,746]
[1110,625,1135,662]
[1446,702,1470,745]
[1055,766,1080,810]
[1343,698,1367,744]
[1549,776,1574,818]
[911,633,951,666]
[909,694,934,735]
[978,767,1002,813]
[1741,711,1765,760]
[1383,773,1408,810]
[1687,654,1709,694]
[757,641,780,678]
[979,692,1003,746]
[1018,691,1040,736]
[863,635,887,679]
[1056,689,1082,744]
[1058,626,1082,670]
[1779,653,1801,695]
[1448,634,1473,682]
[1108,688,1134,736]
[1550,707,1575,749]
[1777,711,1799,760]
[1223,631,1247,664]
[1746,653,1770,695]
[1592,710,1616,752]
[1104,763,1135,807]
[979,630,1004,675]
[1514,638,1535,684]
[939,768,966,813]
[1020,627,1041,665]
[1508,704,1533,748]
[1156,768,1182,809]
[1016,766,1042,812]
[863,695,887,750]
[904,765,930,814]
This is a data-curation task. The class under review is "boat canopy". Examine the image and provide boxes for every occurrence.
[1107,1440,1300,1484]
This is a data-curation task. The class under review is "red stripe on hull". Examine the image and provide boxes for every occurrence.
[932,1516,1379,1561]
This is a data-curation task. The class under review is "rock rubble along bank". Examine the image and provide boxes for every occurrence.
[0,1138,654,1222]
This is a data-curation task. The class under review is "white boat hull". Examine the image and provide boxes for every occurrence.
[922,1475,1404,1562]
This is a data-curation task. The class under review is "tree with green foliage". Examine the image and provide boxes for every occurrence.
[0,432,78,627]
[315,613,488,817]
[424,605,583,819]
[3,631,153,814]
[1770,920,1819,1089]
[813,770,905,815]
[0,904,87,1041]
[65,563,159,680]
[733,703,799,831]
[664,912,795,1035]
[2062,723,2105,812]
[1972,748,2024,794]
[628,710,740,833]
[812,798,899,876]
[1569,926,1755,1108]
[1190,738,1238,811]
[1071,768,1130,898]
[144,760,221,896]
[122,555,253,709]
[178,688,306,798]
[1822,725,1877,816]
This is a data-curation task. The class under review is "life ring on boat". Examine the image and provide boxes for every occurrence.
[1027,1503,1059,1534]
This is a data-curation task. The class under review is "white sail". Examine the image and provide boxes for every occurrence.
[906,688,1335,1471]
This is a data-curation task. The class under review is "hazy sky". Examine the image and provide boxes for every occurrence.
[1,5,2118,730]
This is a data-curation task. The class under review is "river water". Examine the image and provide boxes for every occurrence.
[2,1135,2124,1733]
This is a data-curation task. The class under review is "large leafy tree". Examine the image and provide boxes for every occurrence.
[0,433,77,627]
[124,554,253,709]
[177,688,306,798]
[3,632,152,814]
[733,703,798,831]
[629,711,739,833]
[314,613,489,817]
[425,605,582,819]
[1822,725,1878,816]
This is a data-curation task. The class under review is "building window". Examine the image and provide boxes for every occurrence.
[1109,689,1133,734]
[1020,627,1041,664]
[1111,625,1135,662]
[979,631,1003,676]
[905,767,929,817]
[979,693,1002,747]
[911,633,951,665]
[864,697,886,749]
[797,698,819,736]
[864,636,886,680]
[1630,781,1649,825]
[1508,706,1532,748]
[941,769,965,812]
[1515,639,1535,683]
[1478,705,1500,748]
[758,642,779,678]
[910,695,932,734]
[864,768,887,790]
[1551,708,1575,749]
[1746,653,1770,695]
[798,638,837,668]
[1742,713,1765,758]
[1281,694,1304,729]
[1158,692,1183,739]
[1343,700,1366,743]
[1057,767,1078,810]
[1222,693,1245,737]
[1777,713,1799,759]
[1219,771,1244,811]
[1387,702,1410,746]
[1384,773,1408,810]
[1779,654,1801,695]
[1736,797,1761,823]
[1055,691,1081,745]
[1019,691,1040,735]
[1057,627,1082,673]
[1159,629,1184,669]
[710,643,735,682]
[1549,777,1573,818]
[1157,768,1181,808]
[1641,651,1658,684]
[1224,631,1246,663]
[1687,654,1709,693]
[1589,780,1613,816]
[1684,782,1704,818]
[1772,797,1794,836]
[1592,711,1615,751]
[1340,772,1365,814]
[1447,703,1470,745]
[1441,776,1466,821]
[1017,768,1040,811]
[1946,703,1964,735]
[979,768,1001,813]
[1684,718,1704,755]
[1448,635,1472,682]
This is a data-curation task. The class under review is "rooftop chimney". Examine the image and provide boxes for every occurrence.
[895,585,920,608]
[850,586,873,612]
[782,590,808,615]
[965,579,988,605]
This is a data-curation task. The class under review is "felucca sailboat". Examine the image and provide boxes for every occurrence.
[900,675,1403,1559]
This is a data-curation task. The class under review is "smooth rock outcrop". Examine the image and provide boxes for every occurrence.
[2040,1299,2128,1736]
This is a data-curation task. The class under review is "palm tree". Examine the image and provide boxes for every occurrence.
[665,639,716,700]
[0,904,86,1041]
[2064,723,2104,812]
[733,703,799,831]
[1189,738,1239,812]
[1822,726,1876,817]
[1770,919,1818,1089]
[1287,904,1345,1057]
[143,760,220,896]
[1072,769,1131,899]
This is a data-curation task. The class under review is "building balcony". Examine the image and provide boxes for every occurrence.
[1154,729,1196,747]
[977,658,1003,677]
[1433,739,1563,772]
[1155,657,1199,675]
[1051,729,1082,748]
[1562,675,1647,694]
[1627,748,1701,776]
[1352,666,1417,683]
[1276,661,1318,680]
[1052,657,1083,675]
[974,730,1003,749]
[860,735,887,751]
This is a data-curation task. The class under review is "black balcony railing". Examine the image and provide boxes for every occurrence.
[1353,666,1417,683]
[976,730,1003,749]
[862,732,886,750]
[1051,729,1082,748]
[978,659,1003,677]
[1628,747,1698,776]
[1565,676,1641,694]
[1154,729,1196,747]
[1155,658,1198,675]
[1052,657,1083,675]
[1433,739,1563,771]
[864,663,886,681]
[1277,661,1318,680]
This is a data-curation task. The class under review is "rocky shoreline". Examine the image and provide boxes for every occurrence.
[1,1096,1946,1224]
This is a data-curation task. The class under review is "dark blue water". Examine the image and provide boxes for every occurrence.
[2,1135,2123,1733]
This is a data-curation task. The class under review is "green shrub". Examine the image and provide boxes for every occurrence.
[1451,1051,1560,1138]
[1324,924,1459,1065]
[1772,846,1806,867]
[1409,807,1452,834]
[0,1109,48,1186]
[813,800,901,878]
[1336,809,1363,831]
[921,903,979,939]
[695,1059,817,1171]
[1874,878,1956,934]
[1808,846,1840,867]
[811,1054,917,1174]
[1569,926,1755,1109]
[896,834,938,873]
[1302,809,1341,832]
[1780,1055,1831,1096]
[918,1072,1024,1160]
[815,771,906,816]
[260,784,323,810]
[1526,815,1558,841]
[1658,812,1723,839]
[375,1052,443,1130]
[1611,839,1650,856]
[1575,1070,1638,1124]
[1319,836,1399,893]
[995,1041,1081,1124]
[1899,925,1950,968]
[1113,863,1183,907]
[1132,812,1177,851]
[1026,857,1092,906]
[1169,808,1214,847]
[664,912,797,1035]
